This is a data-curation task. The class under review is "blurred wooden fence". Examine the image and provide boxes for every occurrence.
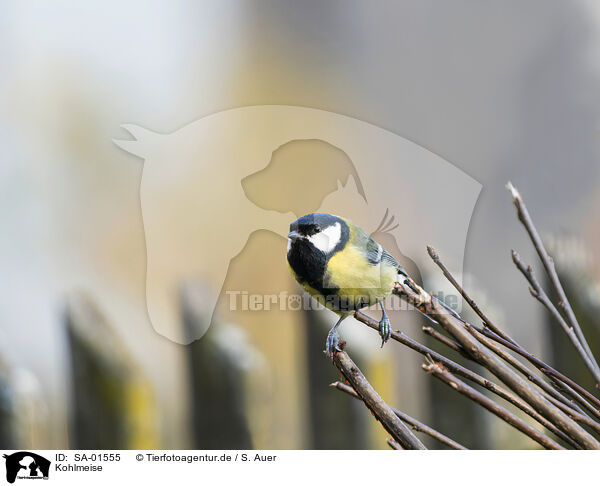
[65,295,158,449]
[0,359,16,449]
[0,291,507,449]
[0,355,48,449]
[181,285,254,449]
[5,261,597,449]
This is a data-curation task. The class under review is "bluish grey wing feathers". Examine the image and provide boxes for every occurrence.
[366,237,407,276]
[383,249,408,276]
[366,237,383,265]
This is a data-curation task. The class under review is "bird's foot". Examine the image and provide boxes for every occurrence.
[325,329,341,360]
[379,315,391,347]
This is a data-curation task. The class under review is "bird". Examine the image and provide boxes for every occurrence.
[286,213,408,358]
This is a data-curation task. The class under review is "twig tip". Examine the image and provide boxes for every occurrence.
[511,249,520,263]
[427,246,438,260]
[506,181,521,202]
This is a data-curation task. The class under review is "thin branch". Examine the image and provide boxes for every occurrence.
[386,438,402,450]
[512,250,600,388]
[331,380,468,450]
[423,323,580,448]
[424,245,585,413]
[354,310,579,448]
[479,326,600,413]
[427,246,516,345]
[332,349,426,450]
[464,323,584,416]
[546,378,600,431]
[423,362,563,450]
[424,322,589,432]
[507,182,598,370]
[520,379,600,435]
[392,279,600,449]
[434,316,600,430]
[422,326,471,359]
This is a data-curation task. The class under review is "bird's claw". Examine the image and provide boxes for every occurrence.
[379,316,391,347]
[325,330,341,360]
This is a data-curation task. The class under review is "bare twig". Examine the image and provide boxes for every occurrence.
[422,326,470,359]
[386,438,402,450]
[427,246,516,345]
[392,279,600,449]
[544,391,594,426]
[332,350,426,450]
[423,324,580,447]
[423,362,563,450]
[423,246,585,413]
[546,378,600,430]
[465,323,584,416]
[423,322,585,432]
[331,380,468,450]
[479,326,600,413]
[354,310,579,448]
[507,182,598,372]
[512,250,600,387]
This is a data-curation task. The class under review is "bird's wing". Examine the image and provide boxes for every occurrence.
[365,237,383,265]
[382,249,405,273]
[366,236,407,276]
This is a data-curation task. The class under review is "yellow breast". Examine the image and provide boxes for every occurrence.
[325,242,397,309]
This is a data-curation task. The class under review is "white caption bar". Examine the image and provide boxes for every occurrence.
[0,450,595,485]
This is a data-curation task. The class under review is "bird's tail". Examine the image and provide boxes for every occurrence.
[396,265,408,277]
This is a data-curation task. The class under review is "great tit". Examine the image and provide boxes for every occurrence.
[287,213,407,358]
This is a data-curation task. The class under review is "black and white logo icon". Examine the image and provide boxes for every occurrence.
[3,452,51,483]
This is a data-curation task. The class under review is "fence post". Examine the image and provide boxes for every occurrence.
[65,294,158,449]
[0,358,16,449]
[182,284,254,449]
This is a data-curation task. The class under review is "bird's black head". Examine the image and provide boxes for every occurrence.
[287,214,350,289]
[288,213,349,254]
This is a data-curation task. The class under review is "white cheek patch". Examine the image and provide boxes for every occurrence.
[308,222,342,254]
[287,238,292,253]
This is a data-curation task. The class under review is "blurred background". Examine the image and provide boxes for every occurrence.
[1,1,600,450]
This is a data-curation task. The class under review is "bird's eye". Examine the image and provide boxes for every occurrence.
[313,225,321,233]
